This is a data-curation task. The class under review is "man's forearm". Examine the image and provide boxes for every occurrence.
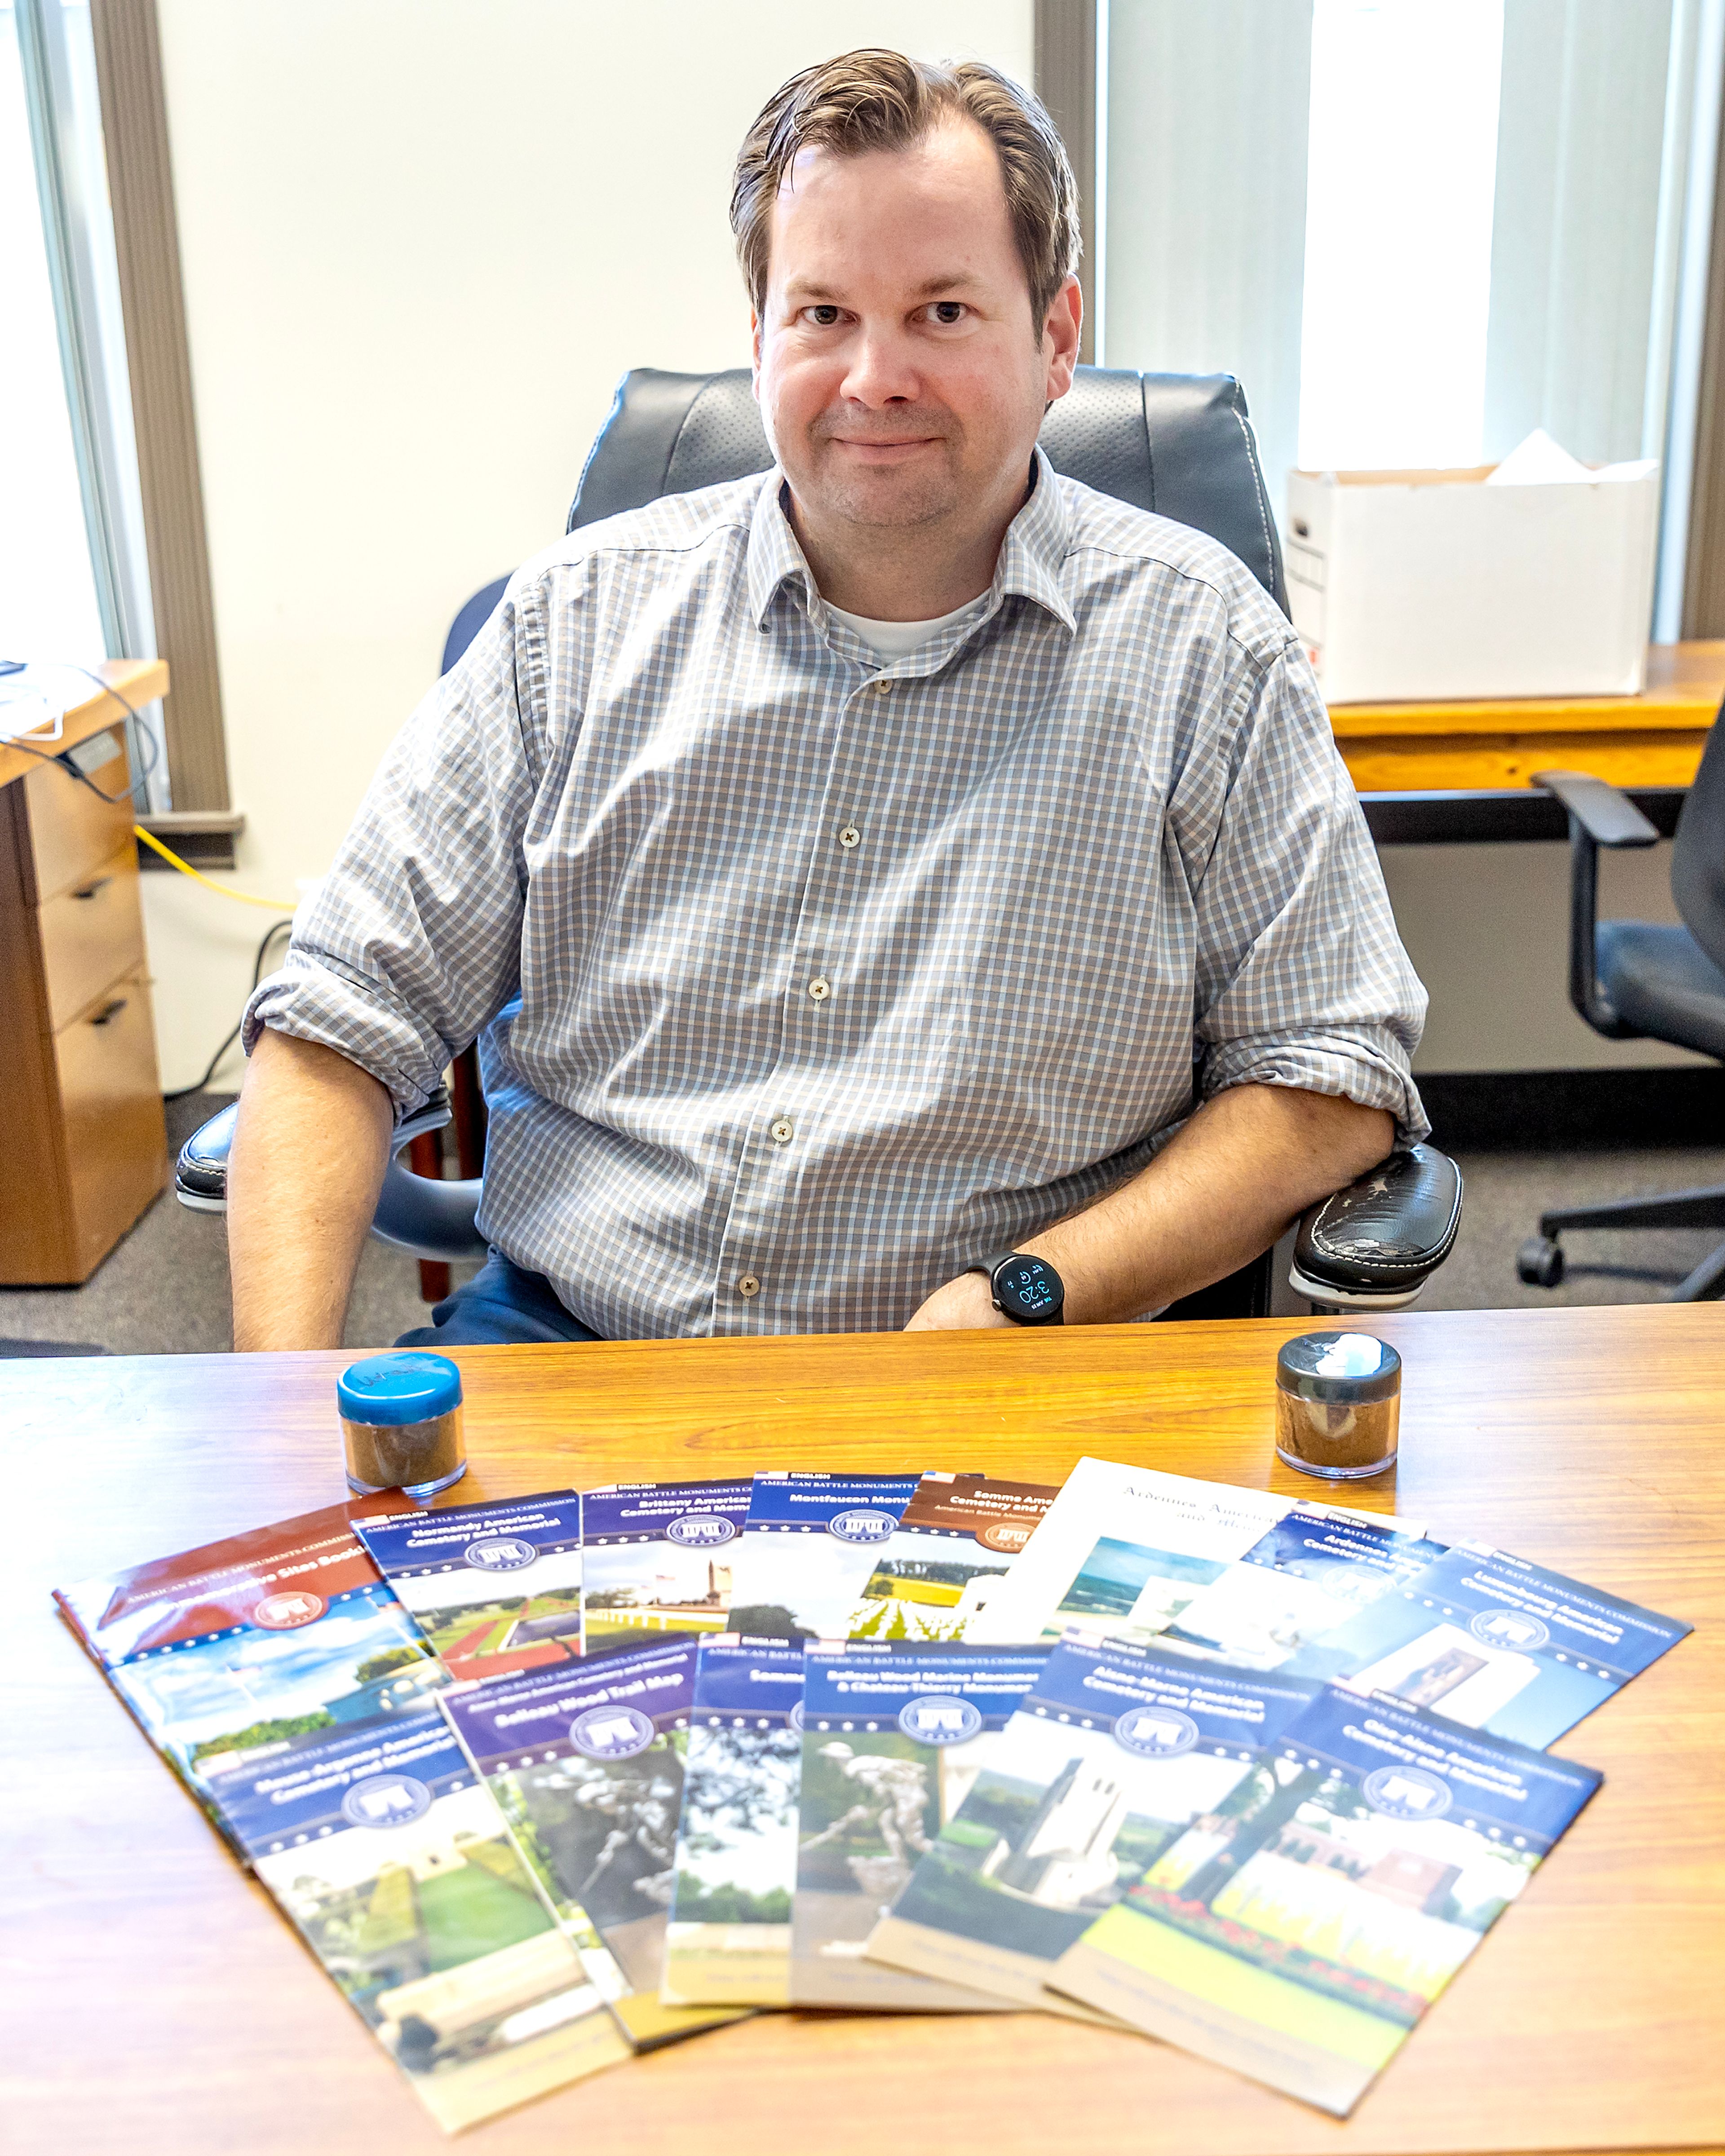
[228,1029,394,1352]
[908,1085,1394,1329]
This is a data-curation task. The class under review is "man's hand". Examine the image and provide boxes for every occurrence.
[228,1029,394,1352]
[903,1085,1394,1330]
[904,1269,1017,1331]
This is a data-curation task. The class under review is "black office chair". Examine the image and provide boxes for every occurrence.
[176,364,1462,1318]
[1517,729,1725,1299]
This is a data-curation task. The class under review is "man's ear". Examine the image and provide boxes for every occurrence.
[1042,275,1083,403]
[750,308,763,396]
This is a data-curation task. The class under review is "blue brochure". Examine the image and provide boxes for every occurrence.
[867,1635,1320,2015]
[724,1471,924,1640]
[579,1479,751,1651]
[661,1634,807,2006]
[1314,1541,1692,1746]
[214,1707,627,2128]
[439,1636,742,2048]
[793,1640,1052,2009]
[352,1491,584,1681]
[1156,1504,1448,1673]
[1055,1685,1603,2116]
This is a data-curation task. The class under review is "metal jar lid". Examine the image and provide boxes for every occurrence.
[1275,1330,1401,1405]
[338,1350,463,1426]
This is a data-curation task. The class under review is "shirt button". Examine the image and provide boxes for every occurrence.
[808,977,830,1003]
[872,679,892,694]
[838,825,860,850]
[737,1274,761,1299]
[770,1115,794,1144]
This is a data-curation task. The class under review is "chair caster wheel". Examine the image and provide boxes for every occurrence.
[1517,1236,1564,1288]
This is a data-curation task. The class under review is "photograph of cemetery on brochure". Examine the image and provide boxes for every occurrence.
[582,1543,733,1649]
[386,1563,584,1680]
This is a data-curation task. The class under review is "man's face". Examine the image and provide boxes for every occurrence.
[752,119,1078,545]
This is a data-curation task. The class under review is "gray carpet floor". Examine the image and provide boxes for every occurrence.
[4,1092,1723,1354]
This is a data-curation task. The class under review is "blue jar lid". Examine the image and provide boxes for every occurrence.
[338,1351,463,1426]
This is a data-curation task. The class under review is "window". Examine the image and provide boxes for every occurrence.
[1095,0,1720,629]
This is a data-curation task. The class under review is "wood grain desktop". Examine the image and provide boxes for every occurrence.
[6,1305,1722,2156]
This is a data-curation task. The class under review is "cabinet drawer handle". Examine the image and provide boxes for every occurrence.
[71,876,113,901]
[89,998,128,1026]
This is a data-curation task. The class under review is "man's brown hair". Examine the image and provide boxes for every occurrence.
[731,50,1080,333]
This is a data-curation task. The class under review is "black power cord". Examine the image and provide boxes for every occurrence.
[164,918,295,1102]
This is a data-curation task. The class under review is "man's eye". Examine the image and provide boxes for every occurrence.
[801,305,842,327]
[929,301,968,325]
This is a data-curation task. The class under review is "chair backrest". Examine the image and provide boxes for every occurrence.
[1671,703,1725,976]
[569,365,1287,611]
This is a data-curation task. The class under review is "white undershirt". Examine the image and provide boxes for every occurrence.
[825,595,987,661]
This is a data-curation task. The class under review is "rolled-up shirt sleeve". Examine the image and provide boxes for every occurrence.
[243,577,548,1113]
[1183,641,1430,1146]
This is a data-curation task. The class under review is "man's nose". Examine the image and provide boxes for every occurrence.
[838,323,922,407]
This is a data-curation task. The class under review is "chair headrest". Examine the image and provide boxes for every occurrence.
[569,364,1286,612]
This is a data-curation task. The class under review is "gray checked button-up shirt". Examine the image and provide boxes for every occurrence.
[246,451,1428,1338]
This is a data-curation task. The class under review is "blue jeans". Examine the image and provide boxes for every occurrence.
[394,1250,603,1348]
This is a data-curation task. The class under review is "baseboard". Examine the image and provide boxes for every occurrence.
[1417,1066,1724,1151]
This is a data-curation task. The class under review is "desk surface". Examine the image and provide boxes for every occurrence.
[7,1307,1722,2156]
[0,657,167,792]
[1329,640,1725,795]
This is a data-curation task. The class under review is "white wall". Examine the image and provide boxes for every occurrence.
[143,0,1034,1090]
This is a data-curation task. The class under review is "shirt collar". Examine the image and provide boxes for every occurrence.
[745,444,1077,639]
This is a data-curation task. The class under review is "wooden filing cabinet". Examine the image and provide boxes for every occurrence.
[0,720,168,1282]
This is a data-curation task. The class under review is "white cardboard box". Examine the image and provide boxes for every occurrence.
[1283,464,1660,704]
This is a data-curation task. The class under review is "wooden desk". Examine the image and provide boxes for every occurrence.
[7,1307,1721,2156]
[0,659,169,1281]
[1330,640,1725,795]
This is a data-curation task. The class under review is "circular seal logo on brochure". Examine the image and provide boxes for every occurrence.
[463,1536,538,1573]
[789,1701,808,1733]
[1112,1705,1199,1758]
[1468,1606,1550,1653]
[827,1509,898,1546]
[251,1590,326,1630]
[1362,1764,1453,1822]
[977,1520,1033,1555]
[570,1704,657,1761]
[898,1695,983,1746]
[341,1772,433,1829]
[666,1513,737,1548]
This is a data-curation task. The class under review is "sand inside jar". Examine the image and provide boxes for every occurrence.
[342,1406,464,1492]
[1275,1388,1398,1477]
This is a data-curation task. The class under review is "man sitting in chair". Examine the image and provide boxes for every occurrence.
[231,49,1427,1351]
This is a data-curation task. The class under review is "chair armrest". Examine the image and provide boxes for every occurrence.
[368,1163,487,1260]
[1531,769,1658,847]
[1288,1144,1463,1312]
[1530,770,1654,1038]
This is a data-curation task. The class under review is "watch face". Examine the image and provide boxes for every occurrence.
[995,1256,1063,1323]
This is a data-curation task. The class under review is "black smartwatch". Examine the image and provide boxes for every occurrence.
[969,1250,1065,1326]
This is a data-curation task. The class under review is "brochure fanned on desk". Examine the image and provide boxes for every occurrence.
[1154,1505,1448,1674]
[794,1640,1052,2009]
[217,1705,629,2130]
[1312,1541,1693,1746]
[52,1496,443,1847]
[579,1479,751,1651]
[846,1472,1058,1642]
[968,1458,1292,1648]
[866,1636,1319,2017]
[1051,1686,1602,2116]
[661,1635,806,2006]
[351,1492,585,1680]
[724,1471,925,1639]
[439,1636,744,2047]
